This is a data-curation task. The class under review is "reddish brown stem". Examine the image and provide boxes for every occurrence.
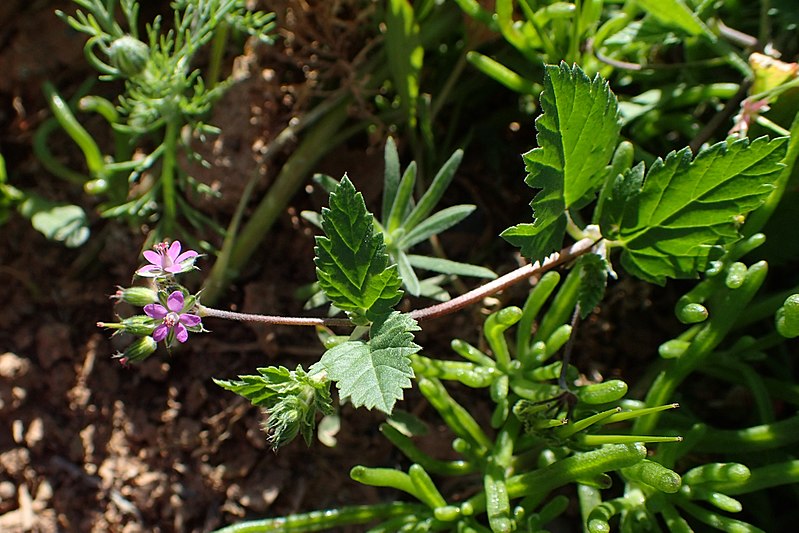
[198,238,596,327]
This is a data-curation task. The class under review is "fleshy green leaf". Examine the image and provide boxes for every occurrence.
[214,365,333,448]
[610,136,788,284]
[315,176,403,320]
[634,0,713,39]
[385,0,423,126]
[318,312,419,413]
[502,63,620,261]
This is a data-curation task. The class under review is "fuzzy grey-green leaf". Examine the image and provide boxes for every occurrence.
[319,312,419,413]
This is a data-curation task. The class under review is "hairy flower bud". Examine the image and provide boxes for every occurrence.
[115,336,158,365]
[113,286,158,306]
[98,315,157,337]
[108,35,150,77]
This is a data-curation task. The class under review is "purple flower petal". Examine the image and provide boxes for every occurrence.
[143,250,162,266]
[174,323,189,343]
[164,264,184,274]
[144,303,167,319]
[166,291,185,312]
[175,250,198,263]
[180,313,201,327]
[167,241,182,262]
[136,264,160,276]
[152,324,169,342]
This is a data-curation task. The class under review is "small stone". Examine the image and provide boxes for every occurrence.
[0,448,30,477]
[0,353,31,380]
[12,420,24,444]
[25,417,44,449]
[0,481,15,500]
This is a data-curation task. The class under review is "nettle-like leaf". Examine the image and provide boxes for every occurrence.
[604,136,788,284]
[502,62,621,262]
[317,312,419,413]
[214,365,333,448]
[315,176,403,321]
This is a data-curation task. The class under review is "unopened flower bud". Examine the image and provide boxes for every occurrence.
[98,315,157,337]
[108,35,150,77]
[115,336,158,364]
[113,286,158,306]
[120,316,158,336]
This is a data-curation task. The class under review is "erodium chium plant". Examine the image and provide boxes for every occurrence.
[101,62,799,532]
[30,0,274,246]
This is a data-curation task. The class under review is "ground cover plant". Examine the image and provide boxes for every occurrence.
[104,60,799,531]
[2,0,799,531]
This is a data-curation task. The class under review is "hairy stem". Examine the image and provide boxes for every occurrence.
[199,238,596,327]
[410,237,595,321]
[197,306,352,327]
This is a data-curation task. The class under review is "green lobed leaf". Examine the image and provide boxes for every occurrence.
[502,63,620,262]
[597,162,646,240]
[317,312,419,413]
[315,176,403,320]
[608,136,788,284]
[214,365,333,448]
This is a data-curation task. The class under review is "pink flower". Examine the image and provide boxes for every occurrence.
[136,240,198,278]
[730,98,771,137]
[143,291,202,344]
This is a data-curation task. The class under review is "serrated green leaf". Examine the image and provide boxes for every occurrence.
[577,253,608,319]
[315,176,403,319]
[502,63,620,261]
[611,136,788,284]
[597,162,646,240]
[318,312,419,413]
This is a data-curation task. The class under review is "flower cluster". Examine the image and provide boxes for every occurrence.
[99,240,204,364]
[144,291,202,344]
[136,240,199,277]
